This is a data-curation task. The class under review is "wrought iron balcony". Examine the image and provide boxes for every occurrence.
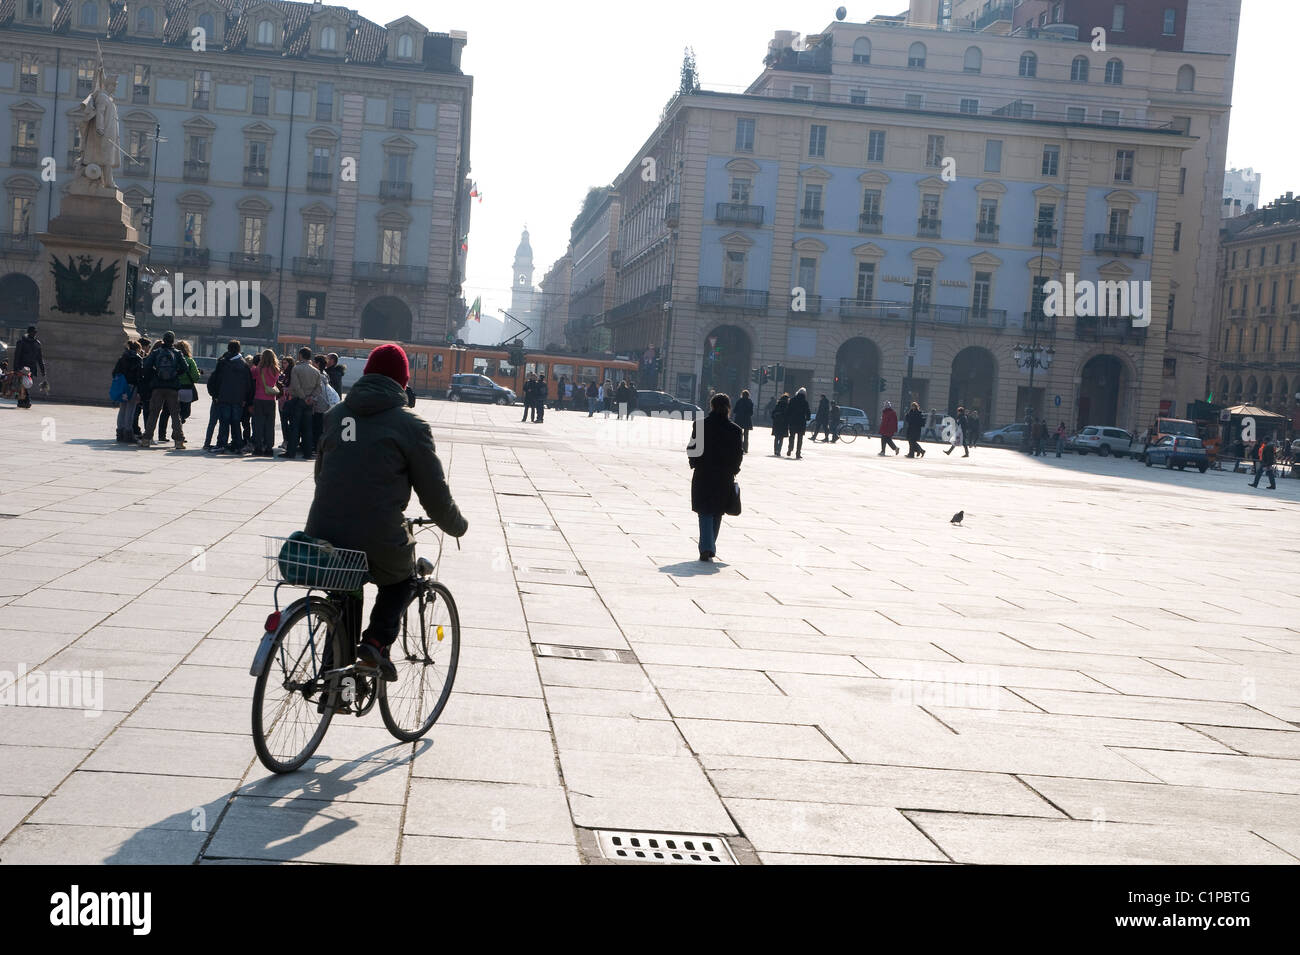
[183,160,210,182]
[917,217,942,238]
[76,78,93,97]
[148,246,210,268]
[965,308,1009,328]
[974,2,1014,30]
[1074,316,1147,344]
[379,180,413,201]
[192,91,210,110]
[839,298,910,321]
[1093,233,1145,256]
[229,251,274,273]
[306,171,333,193]
[10,146,38,167]
[19,75,37,92]
[858,213,882,234]
[698,286,768,310]
[253,96,270,116]
[132,84,150,104]
[608,284,671,324]
[1022,313,1059,336]
[353,262,428,285]
[122,155,151,177]
[292,256,334,278]
[975,222,1000,243]
[715,202,764,226]
[1034,225,1058,247]
[244,165,270,187]
[789,294,823,316]
[0,232,39,257]
[799,208,824,229]
[1257,306,1277,322]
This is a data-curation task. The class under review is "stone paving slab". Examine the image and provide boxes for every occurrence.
[2,400,1299,864]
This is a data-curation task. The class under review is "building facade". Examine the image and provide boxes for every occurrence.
[0,0,472,354]
[600,2,1238,430]
[1222,167,1261,219]
[1211,194,1300,433]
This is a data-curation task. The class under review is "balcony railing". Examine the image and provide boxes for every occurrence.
[1075,316,1147,343]
[974,2,1014,30]
[839,299,911,321]
[966,308,1009,328]
[1094,233,1145,256]
[715,202,765,226]
[244,165,270,187]
[1257,306,1277,321]
[192,91,210,110]
[975,222,1000,243]
[799,208,824,229]
[121,155,151,177]
[917,217,942,238]
[132,84,150,104]
[858,213,882,234]
[1034,226,1059,247]
[183,160,210,182]
[664,202,680,227]
[379,180,413,201]
[76,78,93,97]
[229,251,274,273]
[353,262,428,285]
[148,246,210,268]
[253,96,270,116]
[1022,313,1059,336]
[608,284,671,324]
[292,256,333,278]
[19,75,37,92]
[1229,308,1247,319]
[0,232,40,257]
[698,286,769,310]
[306,171,333,193]
[10,146,37,167]
[789,294,823,316]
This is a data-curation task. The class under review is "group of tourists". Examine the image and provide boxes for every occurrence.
[519,375,639,422]
[110,334,362,458]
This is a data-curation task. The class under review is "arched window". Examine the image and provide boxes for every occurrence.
[907,42,926,69]
[1070,56,1089,82]
[1018,52,1037,77]
[1176,65,1196,91]
[136,7,154,31]
[321,26,337,50]
[963,47,982,73]
[398,33,414,58]
[257,19,273,44]
[1217,377,1230,401]
[198,12,214,36]
[852,37,870,64]
[79,1,97,26]
[1104,58,1123,85]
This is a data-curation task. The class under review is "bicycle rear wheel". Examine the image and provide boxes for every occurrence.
[379,581,460,741]
[836,424,857,444]
[252,596,342,773]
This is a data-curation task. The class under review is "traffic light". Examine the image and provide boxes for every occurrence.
[833,375,842,395]
[761,366,770,384]
[878,377,887,392]
[775,363,785,382]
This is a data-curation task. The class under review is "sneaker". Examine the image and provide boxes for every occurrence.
[138,437,152,449]
[356,641,397,682]
[174,440,187,450]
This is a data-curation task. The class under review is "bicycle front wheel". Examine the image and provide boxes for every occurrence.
[379,581,460,741]
[252,596,342,774]
[836,425,857,444]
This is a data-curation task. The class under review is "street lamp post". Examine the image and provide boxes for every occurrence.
[900,279,917,411]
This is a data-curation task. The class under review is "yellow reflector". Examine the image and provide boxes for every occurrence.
[436,625,445,642]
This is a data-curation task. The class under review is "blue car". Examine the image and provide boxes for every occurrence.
[1144,435,1208,473]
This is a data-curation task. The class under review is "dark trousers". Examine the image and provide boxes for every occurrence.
[215,402,243,449]
[204,400,220,447]
[697,512,723,555]
[740,428,750,453]
[812,418,829,441]
[522,399,531,422]
[787,430,805,456]
[881,435,899,453]
[312,412,324,451]
[283,398,314,458]
[252,399,276,452]
[773,434,784,455]
[907,437,922,456]
[133,390,151,434]
[340,579,417,650]
[145,389,184,443]
[1252,465,1277,489]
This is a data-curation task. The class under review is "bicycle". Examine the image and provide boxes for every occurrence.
[250,517,460,774]
[834,422,858,444]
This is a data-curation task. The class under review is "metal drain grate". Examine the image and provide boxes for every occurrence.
[534,644,637,664]
[595,830,736,865]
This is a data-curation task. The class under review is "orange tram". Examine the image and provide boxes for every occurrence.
[277,336,638,399]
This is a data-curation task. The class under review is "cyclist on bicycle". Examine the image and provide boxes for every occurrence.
[305,344,467,683]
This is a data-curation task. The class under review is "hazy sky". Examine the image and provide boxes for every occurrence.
[348,0,1286,330]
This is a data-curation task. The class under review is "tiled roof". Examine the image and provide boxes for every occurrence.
[1,0,460,71]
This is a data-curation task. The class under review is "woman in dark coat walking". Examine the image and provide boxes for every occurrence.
[732,388,755,453]
[770,393,790,455]
[688,393,744,562]
[786,388,811,458]
[904,401,926,458]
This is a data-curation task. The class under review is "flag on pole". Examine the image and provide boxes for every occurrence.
[469,182,482,203]
[465,296,481,323]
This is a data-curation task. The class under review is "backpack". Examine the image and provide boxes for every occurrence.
[207,357,225,397]
[153,346,179,384]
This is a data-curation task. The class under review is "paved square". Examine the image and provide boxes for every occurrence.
[1,400,1298,864]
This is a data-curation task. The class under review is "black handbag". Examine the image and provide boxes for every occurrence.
[725,482,742,516]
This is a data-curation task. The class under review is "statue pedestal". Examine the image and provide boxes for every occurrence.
[35,184,145,406]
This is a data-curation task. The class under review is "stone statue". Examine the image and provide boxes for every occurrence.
[72,64,121,191]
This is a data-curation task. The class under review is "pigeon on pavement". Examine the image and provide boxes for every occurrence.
[950,511,964,525]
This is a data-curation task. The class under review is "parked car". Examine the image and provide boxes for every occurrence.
[634,390,700,418]
[1071,425,1135,457]
[982,422,1028,445]
[806,406,871,434]
[447,373,516,405]
[1144,435,1209,472]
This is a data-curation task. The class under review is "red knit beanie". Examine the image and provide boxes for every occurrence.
[363,344,410,387]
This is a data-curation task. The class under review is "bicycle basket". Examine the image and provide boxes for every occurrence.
[266,532,368,591]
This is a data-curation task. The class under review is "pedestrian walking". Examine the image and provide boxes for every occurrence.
[587,379,598,416]
[139,331,187,449]
[813,394,831,442]
[615,380,630,420]
[627,381,639,417]
[1251,439,1278,490]
[878,401,900,455]
[12,326,44,409]
[688,392,744,563]
[535,375,546,423]
[733,388,754,453]
[1055,421,1067,457]
[113,339,143,442]
[944,406,968,457]
[904,401,925,457]
[771,393,790,455]
[1034,419,1048,456]
[554,376,566,411]
[829,399,842,443]
[785,387,810,458]
[521,372,535,422]
[251,348,280,456]
[966,410,980,449]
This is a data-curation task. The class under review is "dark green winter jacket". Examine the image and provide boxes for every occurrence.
[305,374,467,585]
